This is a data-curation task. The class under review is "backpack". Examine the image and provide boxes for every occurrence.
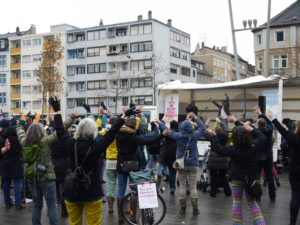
[64,143,93,197]
[23,144,47,181]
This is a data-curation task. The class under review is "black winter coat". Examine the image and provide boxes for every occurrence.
[56,115,124,202]
[0,127,23,178]
[272,119,300,179]
[116,125,161,173]
[208,128,266,181]
[159,133,177,166]
[51,139,70,183]
[257,114,274,161]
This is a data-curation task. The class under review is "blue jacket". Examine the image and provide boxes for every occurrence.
[159,118,206,167]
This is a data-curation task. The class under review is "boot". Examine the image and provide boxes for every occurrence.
[117,198,124,225]
[179,198,186,215]
[275,178,280,187]
[191,198,200,215]
[129,196,138,223]
[107,196,115,214]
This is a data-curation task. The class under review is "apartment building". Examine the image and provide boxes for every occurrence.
[65,12,196,115]
[8,24,75,116]
[191,59,213,84]
[252,0,300,77]
[192,42,255,82]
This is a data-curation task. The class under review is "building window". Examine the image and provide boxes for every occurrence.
[131,59,152,71]
[22,39,31,47]
[87,63,107,73]
[170,64,180,74]
[181,67,190,76]
[273,54,287,68]
[22,55,31,63]
[257,57,263,70]
[22,86,31,94]
[108,97,116,107]
[134,96,153,105]
[170,31,190,46]
[22,70,31,78]
[67,66,85,75]
[131,42,152,52]
[67,34,74,43]
[67,49,85,59]
[116,28,127,37]
[87,80,107,90]
[76,99,85,107]
[276,31,284,42]
[67,99,75,108]
[76,33,85,42]
[32,70,38,77]
[256,34,262,45]
[130,24,152,35]
[0,93,6,104]
[76,82,86,91]
[22,101,31,109]
[32,54,42,62]
[87,47,106,57]
[32,38,41,46]
[170,47,180,58]
[181,51,189,60]
[0,74,6,85]
[32,100,41,109]
[88,30,106,40]
[131,77,152,88]
[0,40,6,49]
[0,55,6,67]
[122,97,129,106]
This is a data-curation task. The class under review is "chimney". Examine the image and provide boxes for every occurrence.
[201,42,205,48]
[16,26,20,35]
[99,19,104,26]
[30,24,36,34]
[137,15,143,21]
[167,19,172,26]
[221,46,227,52]
[148,10,152,19]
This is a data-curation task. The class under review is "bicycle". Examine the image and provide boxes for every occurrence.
[121,170,167,225]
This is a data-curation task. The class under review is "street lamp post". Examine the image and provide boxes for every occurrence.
[228,0,257,80]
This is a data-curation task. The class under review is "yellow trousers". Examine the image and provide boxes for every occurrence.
[65,199,103,225]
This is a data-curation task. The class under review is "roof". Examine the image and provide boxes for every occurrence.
[158,75,286,90]
[253,0,300,32]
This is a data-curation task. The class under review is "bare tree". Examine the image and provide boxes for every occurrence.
[108,61,130,114]
[36,36,64,115]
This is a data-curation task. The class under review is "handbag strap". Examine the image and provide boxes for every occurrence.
[74,142,93,168]
[180,135,192,158]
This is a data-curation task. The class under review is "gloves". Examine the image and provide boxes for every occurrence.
[48,97,61,112]
[83,103,91,113]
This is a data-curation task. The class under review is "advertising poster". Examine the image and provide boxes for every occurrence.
[164,94,179,123]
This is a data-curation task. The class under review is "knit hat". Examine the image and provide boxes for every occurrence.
[0,119,9,128]
[180,120,193,133]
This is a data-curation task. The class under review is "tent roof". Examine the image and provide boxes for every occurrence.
[158,75,285,90]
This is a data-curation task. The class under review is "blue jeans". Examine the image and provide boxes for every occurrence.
[117,172,129,199]
[30,181,58,225]
[3,177,23,205]
[147,154,158,170]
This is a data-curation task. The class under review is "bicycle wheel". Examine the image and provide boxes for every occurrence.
[121,193,166,225]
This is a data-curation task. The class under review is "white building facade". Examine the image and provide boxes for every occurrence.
[65,14,196,115]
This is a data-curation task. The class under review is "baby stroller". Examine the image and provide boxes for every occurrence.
[197,140,211,192]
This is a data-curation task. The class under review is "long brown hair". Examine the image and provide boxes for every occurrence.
[232,126,253,148]
[23,123,46,146]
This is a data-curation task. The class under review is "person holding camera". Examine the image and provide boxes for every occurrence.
[158,112,206,216]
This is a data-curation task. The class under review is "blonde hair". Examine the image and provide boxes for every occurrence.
[74,118,98,140]
[24,123,47,146]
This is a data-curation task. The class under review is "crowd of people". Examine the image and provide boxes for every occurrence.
[0,96,299,225]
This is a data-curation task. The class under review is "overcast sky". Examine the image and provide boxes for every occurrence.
[0,0,296,64]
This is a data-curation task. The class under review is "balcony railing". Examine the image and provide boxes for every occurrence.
[10,92,21,99]
[10,63,21,70]
[10,77,21,85]
[10,108,21,114]
[10,47,21,55]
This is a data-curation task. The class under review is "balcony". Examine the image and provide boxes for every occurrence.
[10,108,21,114]
[10,63,21,70]
[10,47,21,55]
[10,92,21,100]
[10,77,21,85]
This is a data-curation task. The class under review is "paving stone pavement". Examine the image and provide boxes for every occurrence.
[0,173,298,225]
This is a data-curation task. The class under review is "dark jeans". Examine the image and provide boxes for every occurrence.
[289,175,300,225]
[117,172,128,199]
[209,169,231,196]
[258,159,276,199]
[30,181,58,225]
[137,145,148,171]
[167,163,176,191]
[3,177,23,205]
